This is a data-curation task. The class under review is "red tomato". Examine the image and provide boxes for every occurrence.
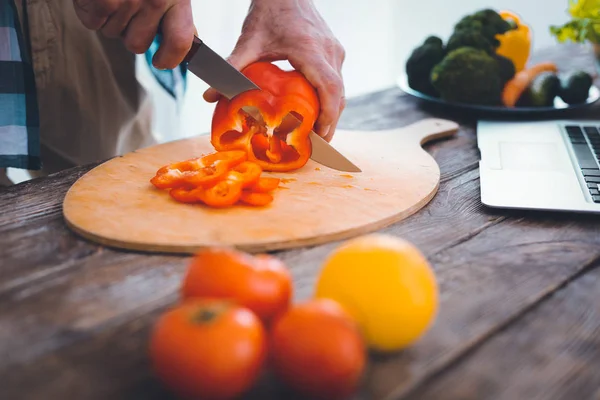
[181,247,292,324]
[269,298,367,400]
[149,299,267,400]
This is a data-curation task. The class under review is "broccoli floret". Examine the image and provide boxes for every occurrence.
[454,16,484,32]
[430,47,503,105]
[473,8,512,34]
[446,29,494,54]
[405,37,446,96]
[454,9,512,48]
[492,53,516,85]
[423,35,444,48]
[454,16,500,47]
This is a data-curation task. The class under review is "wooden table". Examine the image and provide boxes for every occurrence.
[3,43,600,400]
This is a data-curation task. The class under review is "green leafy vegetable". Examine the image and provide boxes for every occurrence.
[405,36,446,96]
[454,9,513,48]
[446,29,495,54]
[550,0,600,43]
[492,53,517,85]
[430,47,504,105]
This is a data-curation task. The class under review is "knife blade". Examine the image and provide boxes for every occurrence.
[183,36,361,173]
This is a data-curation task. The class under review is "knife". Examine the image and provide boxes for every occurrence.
[182,36,361,173]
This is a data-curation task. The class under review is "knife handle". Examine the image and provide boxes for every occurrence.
[183,36,204,63]
[155,25,203,64]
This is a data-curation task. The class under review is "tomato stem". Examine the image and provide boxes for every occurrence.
[189,301,234,324]
[192,309,219,324]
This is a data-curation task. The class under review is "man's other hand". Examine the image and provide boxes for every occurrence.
[203,0,346,142]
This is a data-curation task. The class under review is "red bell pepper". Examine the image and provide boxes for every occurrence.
[210,62,320,172]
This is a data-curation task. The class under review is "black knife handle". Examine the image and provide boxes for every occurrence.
[155,24,203,64]
[183,36,203,63]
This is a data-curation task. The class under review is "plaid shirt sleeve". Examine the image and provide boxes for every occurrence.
[0,0,41,170]
[0,0,186,172]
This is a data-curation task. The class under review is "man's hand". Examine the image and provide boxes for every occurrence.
[203,0,346,142]
[73,0,195,70]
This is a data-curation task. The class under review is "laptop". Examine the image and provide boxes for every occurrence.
[477,119,600,214]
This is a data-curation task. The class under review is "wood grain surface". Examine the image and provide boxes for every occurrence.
[405,264,600,400]
[62,118,458,253]
[2,43,600,400]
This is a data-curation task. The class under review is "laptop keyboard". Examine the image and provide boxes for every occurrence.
[564,125,600,203]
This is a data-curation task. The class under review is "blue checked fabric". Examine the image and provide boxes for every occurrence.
[0,0,187,171]
[0,0,41,170]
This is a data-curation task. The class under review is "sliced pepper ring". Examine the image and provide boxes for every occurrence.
[232,161,263,188]
[200,150,247,168]
[199,171,244,207]
[249,177,281,193]
[151,150,247,190]
[169,186,206,203]
[239,191,274,207]
[169,170,245,208]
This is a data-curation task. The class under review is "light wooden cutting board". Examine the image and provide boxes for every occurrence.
[62,118,459,254]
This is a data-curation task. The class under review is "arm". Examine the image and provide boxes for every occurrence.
[73,0,345,141]
[203,0,346,141]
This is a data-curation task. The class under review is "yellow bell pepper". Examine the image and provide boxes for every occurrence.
[496,10,532,72]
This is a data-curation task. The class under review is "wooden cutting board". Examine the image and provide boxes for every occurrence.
[62,118,458,254]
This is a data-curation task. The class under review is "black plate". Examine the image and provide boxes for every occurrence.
[397,74,600,114]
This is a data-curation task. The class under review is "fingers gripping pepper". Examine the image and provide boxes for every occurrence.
[210,62,320,172]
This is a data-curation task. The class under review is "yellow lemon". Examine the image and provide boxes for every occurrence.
[314,233,438,352]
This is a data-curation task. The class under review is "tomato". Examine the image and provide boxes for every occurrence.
[269,298,366,400]
[182,247,292,324]
[149,299,267,400]
[314,234,438,352]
